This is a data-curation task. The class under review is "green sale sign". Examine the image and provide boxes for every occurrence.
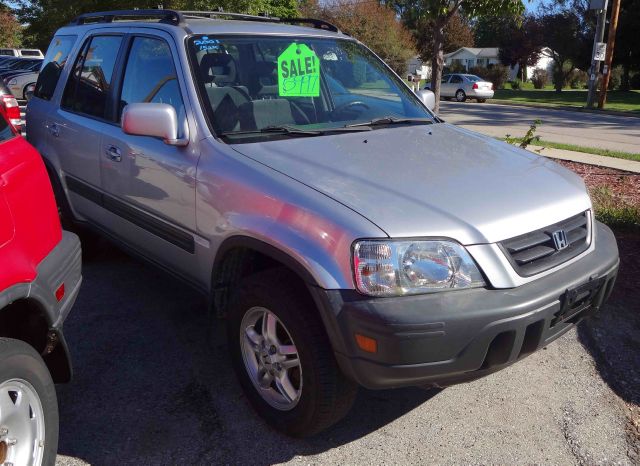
[277,43,320,97]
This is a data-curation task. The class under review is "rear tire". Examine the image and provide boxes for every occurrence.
[455,90,467,102]
[227,268,357,437]
[0,338,58,466]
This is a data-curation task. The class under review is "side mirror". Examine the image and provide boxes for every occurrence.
[25,83,35,102]
[416,89,436,112]
[121,103,189,146]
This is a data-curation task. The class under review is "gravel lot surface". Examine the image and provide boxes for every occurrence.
[55,235,638,465]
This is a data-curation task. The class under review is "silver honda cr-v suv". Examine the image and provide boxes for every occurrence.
[27,10,619,437]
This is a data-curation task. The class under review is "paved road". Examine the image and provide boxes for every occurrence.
[55,238,636,465]
[439,101,640,153]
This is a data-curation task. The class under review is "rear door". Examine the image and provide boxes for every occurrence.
[448,74,464,96]
[99,32,200,281]
[440,74,452,96]
[45,32,126,222]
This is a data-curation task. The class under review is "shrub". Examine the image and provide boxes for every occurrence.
[568,69,588,89]
[631,73,640,90]
[531,68,548,89]
[596,66,623,91]
[469,65,510,90]
[510,80,521,90]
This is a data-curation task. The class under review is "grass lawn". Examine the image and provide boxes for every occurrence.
[493,89,640,113]
[505,138,640,161]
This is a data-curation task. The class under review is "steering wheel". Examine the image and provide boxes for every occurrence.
[333,101,371,116]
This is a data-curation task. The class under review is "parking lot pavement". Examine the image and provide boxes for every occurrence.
[55,238,635,465]
[439,101,640,154]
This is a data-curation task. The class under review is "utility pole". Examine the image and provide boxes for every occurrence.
[586,0,608,108]
[598,0,622,109]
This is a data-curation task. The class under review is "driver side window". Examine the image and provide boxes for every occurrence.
[119,36,186,135]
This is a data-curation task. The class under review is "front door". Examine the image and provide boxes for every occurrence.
[99,33,200,283]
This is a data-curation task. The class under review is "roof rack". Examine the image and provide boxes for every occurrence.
[68,9,342,33]
[68,9,183,26]
[180,11,341,33]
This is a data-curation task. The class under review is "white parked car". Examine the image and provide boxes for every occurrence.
[426,74,494,103]
[6,71,39,100]
[0,48,44,58]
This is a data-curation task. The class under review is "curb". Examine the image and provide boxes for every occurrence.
[527,145,640,174]
[489,99,640,119]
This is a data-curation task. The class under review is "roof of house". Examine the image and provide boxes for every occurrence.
[444,47,500,59]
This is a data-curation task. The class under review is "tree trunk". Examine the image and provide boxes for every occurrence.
[430,19,445,113]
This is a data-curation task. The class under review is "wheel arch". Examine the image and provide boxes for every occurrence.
[0,296,72,383]
[210,235,350,355]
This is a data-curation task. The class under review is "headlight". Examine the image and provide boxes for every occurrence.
[8,78,17,86]
[353,240,485,297]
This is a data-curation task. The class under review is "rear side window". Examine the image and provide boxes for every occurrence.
[34,35,76,101]
[450,75,463,84]
[119,37,185,130]
[0,116,15,143]
[62,35,122,119]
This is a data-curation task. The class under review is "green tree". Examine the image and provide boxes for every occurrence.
[414,11,475,63]
[14,0,298,50]
[303,0,417,75]
[539,11,582,92]
[0,3,22,48]
[390,0,525,112]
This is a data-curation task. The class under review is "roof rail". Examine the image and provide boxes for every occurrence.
[67,9,342,34]
[68,9,183,26]
[180,11,341,32]
[279,18,340,33]
[180,10,280,23]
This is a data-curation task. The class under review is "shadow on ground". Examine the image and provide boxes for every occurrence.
[56,237,440,465]
[576,229,640,407]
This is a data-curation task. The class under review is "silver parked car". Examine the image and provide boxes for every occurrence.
[427,73,495,102]
[27,10,618,438]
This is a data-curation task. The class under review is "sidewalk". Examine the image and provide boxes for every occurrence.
[490,99,640,119]
[527,145,640,174]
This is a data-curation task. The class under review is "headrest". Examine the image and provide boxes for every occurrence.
[200,53,236,84]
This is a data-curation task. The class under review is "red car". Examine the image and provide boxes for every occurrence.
[0,111,81,465]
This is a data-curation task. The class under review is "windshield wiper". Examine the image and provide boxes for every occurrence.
[219,124,372,138]
[345,116,434,129]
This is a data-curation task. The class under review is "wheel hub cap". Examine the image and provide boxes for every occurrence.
[0,379,46,466]
[240,307,302,411]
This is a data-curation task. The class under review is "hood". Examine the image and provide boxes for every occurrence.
[231,123,591,244]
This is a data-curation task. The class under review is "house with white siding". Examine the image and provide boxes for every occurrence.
[443,47,555,81]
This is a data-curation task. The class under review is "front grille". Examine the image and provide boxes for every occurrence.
[499,211,591,277]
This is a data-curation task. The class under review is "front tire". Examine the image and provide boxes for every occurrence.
[455,90,467,102]
[227,269,357,437]
[0,338,58,466]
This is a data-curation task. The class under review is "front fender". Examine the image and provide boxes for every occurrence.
[196,140,387,290]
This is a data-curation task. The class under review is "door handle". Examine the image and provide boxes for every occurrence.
[104,145,122,162]
[48,123,60,138]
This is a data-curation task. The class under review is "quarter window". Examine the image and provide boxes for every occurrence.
[34,35,76,101]
[62,35,122,119]
[119,36,185,129]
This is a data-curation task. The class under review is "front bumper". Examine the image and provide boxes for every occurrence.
[313,222,618,389]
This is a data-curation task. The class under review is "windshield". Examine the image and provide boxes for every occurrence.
[188,35,434,142]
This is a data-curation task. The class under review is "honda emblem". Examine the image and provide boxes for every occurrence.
[552,230,569,250]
